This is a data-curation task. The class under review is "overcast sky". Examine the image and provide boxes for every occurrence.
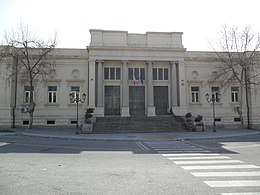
[0,0,259,51]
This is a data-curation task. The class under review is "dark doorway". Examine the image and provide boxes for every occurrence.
[154,86,168,115]
[104,86,120,115]
[129,86,145,115]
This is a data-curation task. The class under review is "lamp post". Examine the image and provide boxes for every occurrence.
[205,92,220,132]
[69,91,86,134]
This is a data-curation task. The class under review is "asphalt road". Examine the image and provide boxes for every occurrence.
[0,135,260,195]
[188,134,260,168]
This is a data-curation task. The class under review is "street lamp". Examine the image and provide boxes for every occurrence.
[205,92,220,132]
[69,91,86,134]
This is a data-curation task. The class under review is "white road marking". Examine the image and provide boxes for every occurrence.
[145,141,260,195]
[173,160,244,165]
[152,148,204,151]
[136,142,150,151]
[222,192,260,195]
[204,180,260,187]
[162,153,221,157]
[191,171,260,177]
[168,156,230,160]
[181,164,260,170]
[0,142,10,146]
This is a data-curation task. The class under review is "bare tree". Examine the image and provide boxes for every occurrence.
[210,25,260,129]
[0,23,57,129]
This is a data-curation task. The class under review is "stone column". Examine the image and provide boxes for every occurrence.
[88,59,96,108]
[170,61,187,115]
[178,61,186,107]
[96,60,104,116]
[146,61,156,116]
[121,60,130,116]
[170,61,178,107]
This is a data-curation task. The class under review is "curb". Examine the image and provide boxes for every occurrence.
[0,133,21,136]
[1,131,260,142]
[174,131,260,141]
[15,133,143,142]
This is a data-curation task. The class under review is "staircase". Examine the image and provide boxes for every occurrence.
[92,115,185,133]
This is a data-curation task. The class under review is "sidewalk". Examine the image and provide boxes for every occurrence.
[1,127,260,141]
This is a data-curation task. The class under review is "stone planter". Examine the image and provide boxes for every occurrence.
[185,116,196,131]
[81,123,93,134]
[194,115,204,131]
[195,122,205,131]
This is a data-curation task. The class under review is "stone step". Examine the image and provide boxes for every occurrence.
[93,116,185,133]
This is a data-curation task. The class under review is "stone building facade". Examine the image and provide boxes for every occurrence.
[0,29,260,128]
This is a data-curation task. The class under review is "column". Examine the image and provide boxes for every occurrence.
[170,61,187,115]
[96,60,104,116]
[170,61,178,107]
[178,61,187,107]
[121,60,130,116]
[88,59,96,108]
[146,61,156,116]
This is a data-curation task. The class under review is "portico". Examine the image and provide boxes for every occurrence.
[87,29,186,117]
[89,60,184,117]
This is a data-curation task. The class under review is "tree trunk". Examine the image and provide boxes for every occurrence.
[28,76,35,129]
[244,66,252,129]
[28,102,35,129]
[28,111,33,129]
[239,84,245,129]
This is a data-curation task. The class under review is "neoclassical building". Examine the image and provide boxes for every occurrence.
[0,29,260,128]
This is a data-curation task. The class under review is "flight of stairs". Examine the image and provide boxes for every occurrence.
[92,115,185,133]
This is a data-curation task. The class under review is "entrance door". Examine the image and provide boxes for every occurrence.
[104,86,120,115]
[129,86,145,115]
[154,86,168,115]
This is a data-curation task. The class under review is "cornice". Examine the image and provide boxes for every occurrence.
[87,46,186,52]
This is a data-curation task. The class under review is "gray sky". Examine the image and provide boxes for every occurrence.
[0,0,259,51]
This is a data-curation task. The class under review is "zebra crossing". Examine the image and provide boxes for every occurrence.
[144,140,260,195]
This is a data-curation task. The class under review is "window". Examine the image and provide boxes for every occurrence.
[47,120,55,124]
[211,86,220,102]
[191,86,200,103]
[48,86,57,103]
[128,68,145,82]
[134,68,139,80]
[104,68,109,80]
[153,68,157,80]
[153,68,169,80]
[164,68,168,80]
[231,87,239,103]
[23,120,29,125]
[158,68,163,80]
[70,86,80,102]
[110,68,115,80]
[104,67,121,80]
[24,86,34,103]
[71,120,77,124]
[234,117,241,122]
[116,68,120,80]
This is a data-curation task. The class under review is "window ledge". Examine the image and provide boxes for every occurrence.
[190,102,202,106]
[230,102,239,105]
[208,102,223,105]
[45,103,59,106]
[67,103,84,106]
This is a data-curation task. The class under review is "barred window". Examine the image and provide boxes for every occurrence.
[70,86,80,103]
[153,68,169,80]
[24,86,34,103]
[104,67,121,80]
[128,68,145,81]
[231,87,239,103]
[191,86,200,103]
[211,86,220,102]
[48,86,57,103]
